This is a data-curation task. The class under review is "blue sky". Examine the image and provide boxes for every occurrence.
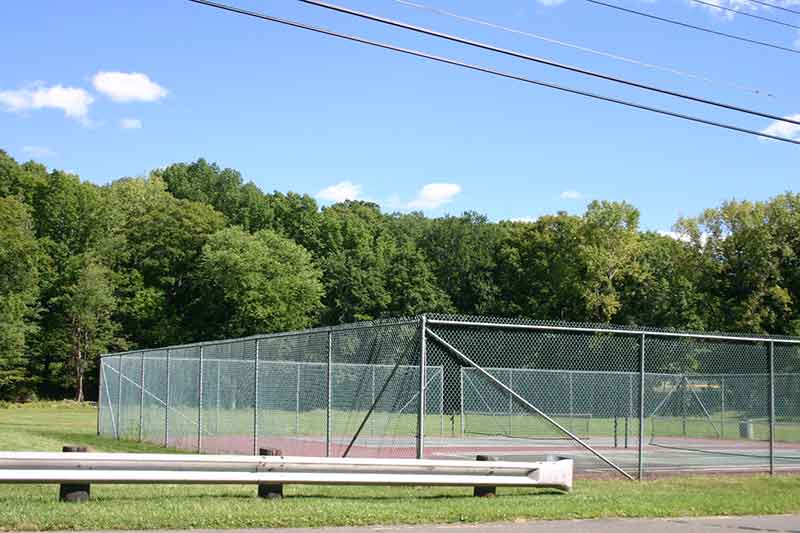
[1,0,798,233]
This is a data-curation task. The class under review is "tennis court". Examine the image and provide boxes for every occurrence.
[98,314,800,480]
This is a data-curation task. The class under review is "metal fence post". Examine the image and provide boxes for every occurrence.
[460,368,465,437]
[417,315,427,459]
[164,348,171,448]
[720,375,725,440]
[197,346,204,454]
[440,368,444,435]
[326,329,332,458]
[296,363,301,435]
[638,333,646,481]
[769,341,775,475]
[216,360,221,435]
[370,365,376,439]
[97,360,103,436]
[138,350,145,441]
[253,339,259,455]
[116,355,123,440]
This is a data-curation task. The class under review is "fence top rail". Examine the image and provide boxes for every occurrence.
[426,318,800,345]
[101,317,419,359]
[459,367,800,378]
[103,357,443,371]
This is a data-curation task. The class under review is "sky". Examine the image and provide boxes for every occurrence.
[1,0,798,233]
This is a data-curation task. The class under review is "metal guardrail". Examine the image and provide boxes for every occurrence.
[0,452,573,492]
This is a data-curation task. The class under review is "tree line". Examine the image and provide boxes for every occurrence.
[1,150,799,401]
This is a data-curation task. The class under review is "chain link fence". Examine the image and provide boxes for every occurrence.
[99,314,800,479]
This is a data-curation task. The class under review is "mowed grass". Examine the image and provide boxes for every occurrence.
[1,403,800,531]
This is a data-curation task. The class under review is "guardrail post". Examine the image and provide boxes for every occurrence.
[769,341,775,475]
[417,315,427,459]
[638,333,646,481]
[59,446,90,502]
[473,455,496,497]
[257,447,284,499]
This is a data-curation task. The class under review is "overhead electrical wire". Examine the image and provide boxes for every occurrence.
[296,0,799,127]
[583,0,800,55]
[745,0,800,16]
[185,0,800,146]
[689,0,800,30]
[389,0,774,98]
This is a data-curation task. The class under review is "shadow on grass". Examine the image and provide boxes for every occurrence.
[27,429,185,453]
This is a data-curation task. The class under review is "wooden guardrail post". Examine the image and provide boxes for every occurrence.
[257,448,283,499]
[59,446,90,502]
[473,455,496,497]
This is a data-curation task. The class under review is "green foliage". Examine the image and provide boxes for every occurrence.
[2,151,800,400]
[0,197,41,398]
[196,226,324,337]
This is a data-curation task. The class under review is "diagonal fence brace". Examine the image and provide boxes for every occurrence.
[425,327,635,481]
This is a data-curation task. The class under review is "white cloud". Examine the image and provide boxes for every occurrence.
[316,181,362,203]
[0,84,93,125]
[22,145,56,158]
[406,183,462,209]
[537,0,567,5]
[92,71,168,102]
[120,117,142,129]
[508,216,538,223]
[560,189,583,200]
[761,114,800,141]
[658,230,710,246]
[658,230,691,243]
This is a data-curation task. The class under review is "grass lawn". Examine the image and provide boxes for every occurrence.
[1,403,799,531]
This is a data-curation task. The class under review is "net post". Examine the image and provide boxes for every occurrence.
[253,339,259,456]
[568,372,574,434]
[769,341,775,475]
[164,348,171,448]
[138,350,145,442]
[326,329,332,458]
[638,333,646,481]
[416,314,427,459]
[197,345,204,454]
[116,355,122,439]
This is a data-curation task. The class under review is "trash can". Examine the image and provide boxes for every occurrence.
[739,419,754,440]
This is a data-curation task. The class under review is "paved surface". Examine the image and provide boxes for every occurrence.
[52,516,800,533]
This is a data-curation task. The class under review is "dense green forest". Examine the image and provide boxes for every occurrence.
[1,149,799,401]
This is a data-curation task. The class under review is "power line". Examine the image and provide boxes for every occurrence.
[745,0,800,16]
[297,0,800,127]
[185,0,800,146]
[689,0,800,30]
[583,0,800,55]
[390,0,774,98]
